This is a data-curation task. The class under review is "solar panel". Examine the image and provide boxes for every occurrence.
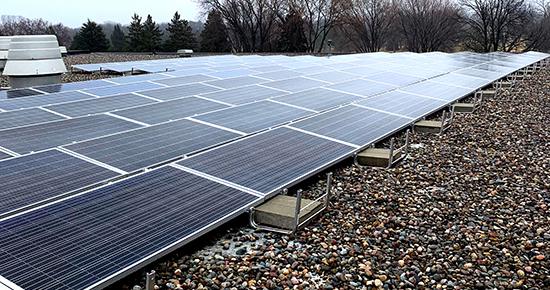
[0,151,11,160]
[163,68,215,77]
[153,74,218,86]
[0,149,118,217]
[326,79,396,97]
[253,70,304,81]
[0,166,258,290]
[307,71,362,84]
[363,71,424,87]
[108,73,170,84]
[112,97,228,125]
[247,65,289,73]
[356,91,448,119]
[200,85,287,105]
[0,108,65,130]
[289,105,411,146]
[205,76,267,89]
[0,88,43,100]
[83,82,164,97]
[45,94,156,117]
[178,127,355,194]
[33,80,119,93]
[430,73,492,89]
[0,91,95,111]
[262,77,328,92]
[455,68,505,79]
[272,88,362,111]
[341,66,385,76]
[138,83,221,100]
[193,100,314,134]
[291,66,333,75]
[0,115,142,154]
[65,119,241,172]
[400,81,473,101]
[207,68,258,78]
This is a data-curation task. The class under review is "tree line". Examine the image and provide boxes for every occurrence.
[2,0,550,53]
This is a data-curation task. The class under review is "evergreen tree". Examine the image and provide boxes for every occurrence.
[70,19,109,52]
[164,11,197,51]
[278,9,307,52]
[142,14,163,52]
[200,10,230,52]
[127,13,144,51]
[110,24,127,51]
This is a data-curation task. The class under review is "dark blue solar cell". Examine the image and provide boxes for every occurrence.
[200,85,287,105]
[0,108,65,130]
[65,119,241,172]
[0,166,258,290]
[82,82,164,97]
[0,115,143,154]
[0,149,118,218]
[326,79,396,97]
[400,81,474,101]
[272,88,362,111]
[178,127,355,194]
[34,79,114,93]
[0,88,43,100]
[138,83,221,100]
[154,74,218,86]
[0,151,12,160]
[0,91,95,111]
[45,94,156,117]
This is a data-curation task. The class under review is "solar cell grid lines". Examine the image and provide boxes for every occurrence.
[82,81,164,97]
[112,96,229,125]
[65,119,241,172]
[272,88,362,112]
[205,76,267,89]
[0,108,65,130]
[0,166,259,290]
[363,71,424,87]
[0,91,95,111]
[0,88,43,100]
[356,91,448,119]
[192,100,314,134]
[307,71,362,84]
[137,83,221,101]
[200,85,288,105]
[253,70,305,81]
[0,151,11,160]
[44,93,157,117]
[289,105,412,146]
[0,114,143,154]
[33,79,115,93]
[178,127,355,194]
[153,74,218,86]
[262,77,328,93]
[400,81,474,101]
[430,73,492,89]
[326,79,396,97]
[0,149,119,217]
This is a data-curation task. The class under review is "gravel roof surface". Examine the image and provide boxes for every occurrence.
[115,66,549,290]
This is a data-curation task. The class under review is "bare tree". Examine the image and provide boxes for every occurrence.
[395,0,463,52]
[340,0,395,52]
[294,0,344,53]
[0,16,74,47]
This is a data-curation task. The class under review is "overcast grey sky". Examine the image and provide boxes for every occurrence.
[2,0,201,27]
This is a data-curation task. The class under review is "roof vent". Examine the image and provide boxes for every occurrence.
[0,36,11,71]
[3,35,67,89]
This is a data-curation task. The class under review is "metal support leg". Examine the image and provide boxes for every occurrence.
[293,190,303,232]
[325,173,332,208]
[387,138,395,168]
[145,271,155,290]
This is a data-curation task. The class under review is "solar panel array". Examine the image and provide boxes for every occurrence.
[0,51,548,290]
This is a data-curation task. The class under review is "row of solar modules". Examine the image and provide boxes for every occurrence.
[0,52,548,290]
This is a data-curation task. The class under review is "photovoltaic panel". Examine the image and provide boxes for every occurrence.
[291,66,333,75]
[341,66,385,76]
[108,73,171,84]
[193,100,313,134]
[0,166,258,290]
[0,108,65,130]
[163,68,215,77]
[0,91,95,111]
[0,115,142,154]
[34,80,115,93]
[363,71,424,87]
[207,68,258,79]
[326,79,396,97]
[0,149,118,217]
[272,88,362,111]
[247,65,289,73]
[0,88,43,100]
[200,85,287,105]
[307,71,362,84]
[430,73,492,89]
[0,151,11,160]
[205,76,267,89]
[253,70,304,81]
[65,119,241,172]
[400,81,474,101]
[356,91,448,119]
[112,97,228,125]
[45,94,156,117]
[153,74,218,86]
[138,83,221,101]
[178,127,355,194]
[290,105,412,146]
[455,68,505,79]
[262,77,328,93]
[82,82,164,97]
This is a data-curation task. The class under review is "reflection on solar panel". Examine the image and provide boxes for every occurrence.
[201,85,287,105]
[326,79,396,97]
[208,68,258,79]
[113,97,228,125]
[0,166,258,290]
[400,81,473,101]
[83,82,164,97]
[0,149,118,217]
[45,94,156,117]
[272,88,361,111]
[139,83,221,100]
[108,73,170,84]
[0,108,64,130]
[178,127,355,194]
[65,119,241,172]
[290,105,411,146]
[262,77,328,92]
[430,73,492,89]
[34,80,116,93]
[307,71,361,84]
[455,68,504,79]
[0,115,142,154]
[356,91,447,119]
[0,91,95,111]
[205,76,266,89]
[364,71,424,87]
[254,70,304,81]
[154,74,217,86]
[193,100,313,133]
[0,151,11,160]
[0,88,43,100]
